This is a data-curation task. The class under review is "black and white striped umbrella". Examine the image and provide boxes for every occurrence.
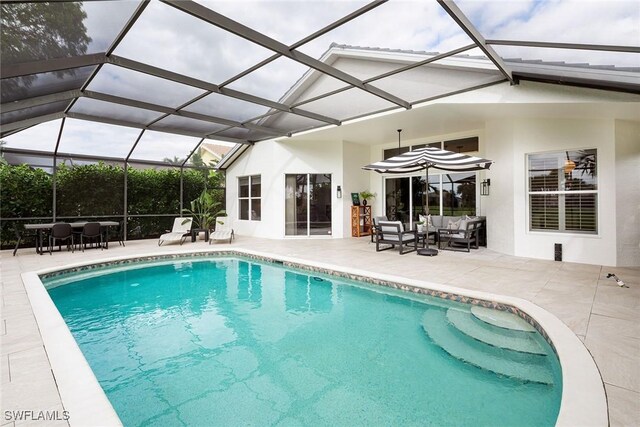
[362,146,493,174]
[362,146,492,256]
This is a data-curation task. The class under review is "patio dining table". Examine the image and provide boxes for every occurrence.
[24,221,119,254]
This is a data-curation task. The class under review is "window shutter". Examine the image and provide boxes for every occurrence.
[530,194,559,230]
[565,194,597,232]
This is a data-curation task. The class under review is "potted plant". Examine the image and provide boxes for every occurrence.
[359,191,376,206]
[182,190,225,239]
[415,220,425,232]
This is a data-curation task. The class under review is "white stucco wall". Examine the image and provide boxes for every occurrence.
[226,139,352,239]
[484,120,517,256]
[342,141,372,235]
[615,120,640,266]
[485,118,623,266]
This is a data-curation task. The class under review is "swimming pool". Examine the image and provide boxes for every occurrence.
[45,256,562,426]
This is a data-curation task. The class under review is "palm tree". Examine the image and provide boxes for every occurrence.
[163,156,183,166]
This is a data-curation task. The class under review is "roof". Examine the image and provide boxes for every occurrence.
[1,0,638,168]
[200,142,232,158]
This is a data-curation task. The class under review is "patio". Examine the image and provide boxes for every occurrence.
[1,237,638,426]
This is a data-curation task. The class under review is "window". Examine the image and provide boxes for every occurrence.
[383,142,441,160]
[528,149,597,233]
[386,173,477,226]
[444,137,478,153]
[239,175,261,220]
[383,146,409,160]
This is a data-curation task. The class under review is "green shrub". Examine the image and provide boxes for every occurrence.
[1,163,225,248]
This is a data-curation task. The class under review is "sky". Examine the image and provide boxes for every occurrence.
[4,0,639,162]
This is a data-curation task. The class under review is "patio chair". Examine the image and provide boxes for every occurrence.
[48,223,74,255]
[375,220,417,254]
[438,220,482,252]
[209,217,234,244]
[370,215,388,243]
[80,222,103,252]
[158,217,192,246]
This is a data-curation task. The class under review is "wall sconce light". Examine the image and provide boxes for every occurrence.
[337,185,342,198]
[481,179,490,196]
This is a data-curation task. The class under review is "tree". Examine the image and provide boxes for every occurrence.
[163,156,183,166]
[1,2,90,100]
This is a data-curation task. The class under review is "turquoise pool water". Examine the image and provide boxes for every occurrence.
[46,257,562,426]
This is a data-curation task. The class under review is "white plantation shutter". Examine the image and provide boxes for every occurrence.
[528,150,597,234]
[530,194,559,230]
[565,193,597,232]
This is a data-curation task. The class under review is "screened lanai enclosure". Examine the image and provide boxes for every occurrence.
[1,0,638,248]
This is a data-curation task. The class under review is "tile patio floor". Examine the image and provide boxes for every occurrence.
[1,237,638,426]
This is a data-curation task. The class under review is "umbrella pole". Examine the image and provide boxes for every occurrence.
[418,165,438,256]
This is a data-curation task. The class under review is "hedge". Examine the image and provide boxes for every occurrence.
[0,163,225,248]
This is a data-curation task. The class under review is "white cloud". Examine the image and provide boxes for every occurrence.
[57,118,141,158]
[82,1,140,52]
[3,119,62,152]
[457,0,640,66]
[129,130,201,162]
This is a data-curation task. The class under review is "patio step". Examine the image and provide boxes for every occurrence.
[470,306,536,332]
[422,309,554,385]
[446,309,546,355]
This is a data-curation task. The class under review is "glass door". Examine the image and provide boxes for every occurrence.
[285,174,332,236]
[385,173,477,227]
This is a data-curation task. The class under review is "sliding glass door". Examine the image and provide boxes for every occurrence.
[285,174,332,236]
[385,173,477,227]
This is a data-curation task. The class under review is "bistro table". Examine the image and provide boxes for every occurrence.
[24,221,119,254]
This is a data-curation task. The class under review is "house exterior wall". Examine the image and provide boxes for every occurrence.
[225,139,348,239]
[615,120,640,266]
[487,118,619,266]
[200,149,219,166]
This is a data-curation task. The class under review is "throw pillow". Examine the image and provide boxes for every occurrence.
[465,215,479,221]
[447,218,462,230]
[419,214,433,227]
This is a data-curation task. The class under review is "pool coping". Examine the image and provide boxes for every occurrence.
[22,246,608,427]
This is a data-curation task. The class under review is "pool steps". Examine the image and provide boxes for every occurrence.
[470,306,537,332]
[422,309,554,385]
[446,309,546,355]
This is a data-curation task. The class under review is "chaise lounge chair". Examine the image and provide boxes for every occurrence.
[158,217,192,246]
[209,217,234,244]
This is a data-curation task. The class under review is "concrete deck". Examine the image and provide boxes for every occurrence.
[1,237,638,426]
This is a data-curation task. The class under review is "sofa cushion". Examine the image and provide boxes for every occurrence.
[379,220,402,229]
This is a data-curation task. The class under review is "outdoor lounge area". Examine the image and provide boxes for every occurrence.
[1,0,639,426]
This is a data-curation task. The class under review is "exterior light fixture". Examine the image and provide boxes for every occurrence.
[481,179,490,196]
[337,185,342,198]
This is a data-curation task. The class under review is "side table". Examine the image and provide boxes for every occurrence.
[191,228,210,242]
